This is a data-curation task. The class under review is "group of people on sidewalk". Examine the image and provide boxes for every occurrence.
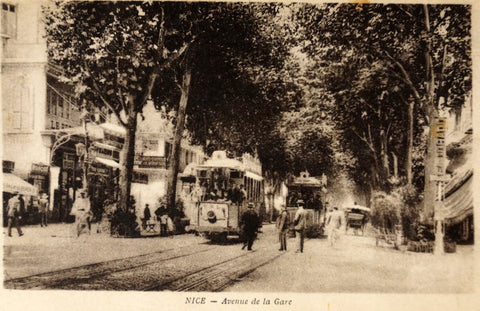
[5,191,50,237]
[141,204,175,236]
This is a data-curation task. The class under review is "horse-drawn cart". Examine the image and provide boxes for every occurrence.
[345,205,370,235]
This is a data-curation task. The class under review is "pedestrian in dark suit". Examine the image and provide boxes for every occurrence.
[142,204,151,230]
[276,204,290,251]
[240,203,260,251]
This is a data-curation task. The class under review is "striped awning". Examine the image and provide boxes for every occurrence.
[442,175,473,225]
[2,173,38,196]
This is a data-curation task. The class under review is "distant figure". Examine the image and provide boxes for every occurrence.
[39,193,49,227]
[160,214,168,236]
[72,191,92,237]
[240,203,260,251]
[276,204,290,251]
[129,195,136,214]
[7,192,23,237]
[142,204,151,230]
[18,194,26,225]
[293,200,307,253]
[326,206,343,247]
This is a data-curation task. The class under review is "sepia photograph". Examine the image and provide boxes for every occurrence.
[1,0,477,310]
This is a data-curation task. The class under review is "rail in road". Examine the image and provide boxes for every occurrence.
[4,242,215,290]
[4,231,284,291]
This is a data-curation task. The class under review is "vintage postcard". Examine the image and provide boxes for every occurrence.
[1,0,478,310]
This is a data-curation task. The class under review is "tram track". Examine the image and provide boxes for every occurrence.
[5,228,284,291]
[4,241,215,290]
[147,242,285,292]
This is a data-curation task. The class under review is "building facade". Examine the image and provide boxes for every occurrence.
[2,1,49,179]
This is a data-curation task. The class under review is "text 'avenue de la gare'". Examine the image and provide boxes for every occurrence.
[185,297,293,305]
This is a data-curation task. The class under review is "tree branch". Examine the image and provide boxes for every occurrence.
[352,129,375,153]
[83,60,127,127]
[139,37,195,111]
[116,56,127,114]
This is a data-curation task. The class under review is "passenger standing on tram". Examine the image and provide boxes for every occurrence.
[293,200,307,253]
[240,203,260,251]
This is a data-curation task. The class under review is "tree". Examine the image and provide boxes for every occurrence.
[152,3,296,211]
[297,4,471,215]
[44,2,196,218]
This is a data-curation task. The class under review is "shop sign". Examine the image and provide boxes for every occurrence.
[434,117,447,177]
[132,171,148,184]
[3,160,14,173]
[88,165,109,176]
[104,132,125,149]
[138,156,166,169]
[63,153,75,170]
[29,173,47,180]
[31,163,49,175]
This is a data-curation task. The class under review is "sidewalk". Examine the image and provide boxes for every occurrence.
[2,223,202,280]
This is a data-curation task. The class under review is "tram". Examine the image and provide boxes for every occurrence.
[185,151,264,241]
[286,171,327,229]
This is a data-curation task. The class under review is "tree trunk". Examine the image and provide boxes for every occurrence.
[166,69,191,214]
[392,152,398,179]
[423,108,438,221]
[118,105,138,213]
[406,100,414,185]
[380,129,389,180]
[422,4,437,223]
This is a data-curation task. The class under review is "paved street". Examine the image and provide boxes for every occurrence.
[3,223,474,293]
[226,232,474,293]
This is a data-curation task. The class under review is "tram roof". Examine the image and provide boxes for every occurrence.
[345,205,371,212]
[196,159,263,180]
[197,158,244,170]
[288,177,323,188]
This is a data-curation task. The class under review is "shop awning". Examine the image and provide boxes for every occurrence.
[2,173,38,196]
[442,174,473,225]
[95,157,120,168]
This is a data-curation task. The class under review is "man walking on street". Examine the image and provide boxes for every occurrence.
[7,192,23,237]
[240,203,260,251]
[326,206,344,247]
[293,200,307,253]
[276,204,290,251]
[39,193,49,227]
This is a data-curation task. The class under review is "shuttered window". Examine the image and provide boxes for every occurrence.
[1,3,16,38]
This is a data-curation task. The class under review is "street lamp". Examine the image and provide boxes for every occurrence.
[75,142,87,190]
